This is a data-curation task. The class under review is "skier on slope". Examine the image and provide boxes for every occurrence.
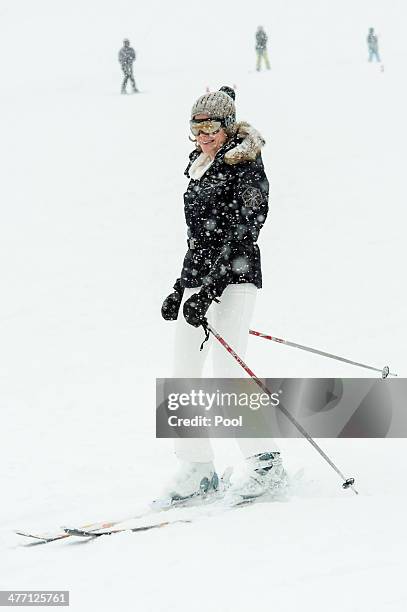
[367,27,381,63]
[255,26,270,71]
[161,86,286,501]
[118,38,138,94]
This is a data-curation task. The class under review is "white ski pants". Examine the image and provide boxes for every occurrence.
[172,283,279,462]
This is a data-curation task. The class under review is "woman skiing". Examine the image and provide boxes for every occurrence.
[161,86,285,501]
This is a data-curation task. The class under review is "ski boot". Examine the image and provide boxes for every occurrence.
[161,461,219,504]
[230,452,287,499]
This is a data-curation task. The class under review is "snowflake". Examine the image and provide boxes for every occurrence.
[231,256,250,274]
[204,219,217,231]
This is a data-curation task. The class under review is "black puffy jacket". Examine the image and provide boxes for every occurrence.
[177,122,269,299]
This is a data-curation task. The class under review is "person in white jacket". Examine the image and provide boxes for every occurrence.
[367,28,381,63]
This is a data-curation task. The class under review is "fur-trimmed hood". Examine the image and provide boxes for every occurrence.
[223,121,266,165]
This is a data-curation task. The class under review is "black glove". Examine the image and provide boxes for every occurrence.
[161,278,184,321]
[183,288,215,328]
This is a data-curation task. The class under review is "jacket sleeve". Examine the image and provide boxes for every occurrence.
[231,156,269,242]
[202,156,269,298]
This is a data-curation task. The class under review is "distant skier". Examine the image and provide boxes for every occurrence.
[160,86,286,502]
[255,25,270,71]
[367,27,381,63]
[118,38,138,94]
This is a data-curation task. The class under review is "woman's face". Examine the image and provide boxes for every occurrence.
[194,114,228,158]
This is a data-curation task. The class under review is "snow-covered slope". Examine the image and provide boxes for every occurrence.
[1,1,406,610]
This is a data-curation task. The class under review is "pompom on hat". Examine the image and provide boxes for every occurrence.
[191,86,236,130]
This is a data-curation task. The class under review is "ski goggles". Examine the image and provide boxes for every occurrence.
[190,118,224,136]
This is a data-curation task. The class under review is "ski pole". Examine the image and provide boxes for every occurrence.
[249,329,397,379]
[206,322,358,495]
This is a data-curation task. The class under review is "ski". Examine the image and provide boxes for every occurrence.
[63,493,280,541]
[14,531,67,543]
[15,495,218,544]
[64,519,192,538]
[15,468,234,544]
[14,518,133,544]
[60,491,230,540]
[15,509,190,544]
[18,471,303,545]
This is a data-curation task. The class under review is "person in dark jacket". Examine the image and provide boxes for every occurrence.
[367,27,381,63]
[160,86,285,502]
[118,38,138,94]
[255,25,270,71]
